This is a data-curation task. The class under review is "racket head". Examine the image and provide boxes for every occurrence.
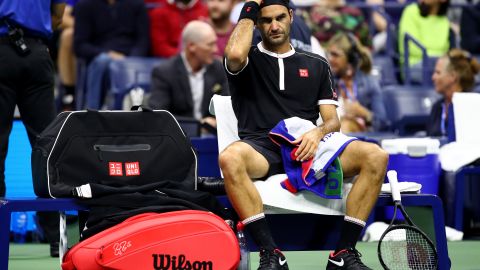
[378,224,438,270]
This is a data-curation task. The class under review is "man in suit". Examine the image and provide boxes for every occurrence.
[148,20,228,131]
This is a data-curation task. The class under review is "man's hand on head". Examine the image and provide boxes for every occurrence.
[292,127,323,162]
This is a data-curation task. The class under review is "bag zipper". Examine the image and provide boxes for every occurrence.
[93,144,151,161]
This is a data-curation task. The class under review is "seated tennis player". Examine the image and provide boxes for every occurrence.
[220,0,389,269]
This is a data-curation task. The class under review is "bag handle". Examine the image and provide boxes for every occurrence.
[122,212,158,223]
[130,105,153,112]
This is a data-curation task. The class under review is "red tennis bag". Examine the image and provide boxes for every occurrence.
[62,210,240,270]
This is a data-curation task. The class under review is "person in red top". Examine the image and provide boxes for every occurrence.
[206,0,236,59]
[149,0,208,57]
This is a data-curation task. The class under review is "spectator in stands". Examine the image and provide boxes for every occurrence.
[460,1,480,54]
[148,21,229,133]
[74,0,150,109]
[427,48,480,138]
[207,0,236,59]
[149,0,208,58]
[300,0,372,48]
[327,33,389,133]
[0,0,65,257]
[429,49,480,227]
[57,0,79,110]
[364,0,390,53]
[399,0,451,82]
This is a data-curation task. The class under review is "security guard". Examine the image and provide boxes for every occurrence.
[0,0,66,257]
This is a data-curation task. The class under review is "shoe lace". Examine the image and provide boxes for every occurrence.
[348,248,369,268]
[259,249,278,268]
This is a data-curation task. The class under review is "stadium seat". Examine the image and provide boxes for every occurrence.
[447,93,480,231]
[403,33,439,86]
[372,55,399,86]
[107,57,165,110]
[382,85,441,135]
[74,58,88,110]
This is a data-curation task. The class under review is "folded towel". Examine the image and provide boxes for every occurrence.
[269,117,357,199]
[380,182,422,193]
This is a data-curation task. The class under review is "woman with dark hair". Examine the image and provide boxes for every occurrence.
[399,0,452,82]
[326,33,389,133]
[427,48,480,139]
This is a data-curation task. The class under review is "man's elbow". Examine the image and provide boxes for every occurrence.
[225,50,246,73]
[225,49,244,65]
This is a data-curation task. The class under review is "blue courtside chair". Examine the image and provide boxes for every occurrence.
[107,57,165,110]
[382,85,441,135]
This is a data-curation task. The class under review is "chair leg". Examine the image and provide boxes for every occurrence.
[0,201,12,270]
[454,170,466,231]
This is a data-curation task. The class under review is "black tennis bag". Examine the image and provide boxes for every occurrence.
[32,108,197,198]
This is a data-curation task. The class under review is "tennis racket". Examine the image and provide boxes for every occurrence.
[377,170,438,270]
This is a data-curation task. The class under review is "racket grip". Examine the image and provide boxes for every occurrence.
[387,170,401,202]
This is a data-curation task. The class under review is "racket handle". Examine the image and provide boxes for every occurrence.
[387,170,401,203]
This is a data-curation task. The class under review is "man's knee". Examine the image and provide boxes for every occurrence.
[219,144,247,177]
[362,144,389,178]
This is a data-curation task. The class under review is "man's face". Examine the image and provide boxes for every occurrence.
[257,5,292,48]
[191,30,218,66]
[207,0,233,22]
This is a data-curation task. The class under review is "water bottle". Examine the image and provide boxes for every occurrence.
[236,222,250,270]
[11,212,28,243]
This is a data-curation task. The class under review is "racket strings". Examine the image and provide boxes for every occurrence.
[380,228,436,270]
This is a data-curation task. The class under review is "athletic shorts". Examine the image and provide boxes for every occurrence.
[241,136,284,178]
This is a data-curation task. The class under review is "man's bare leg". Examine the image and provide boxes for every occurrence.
[219,141,269,219]
[340,140,388,221]
[219,141,289,269]
[327,140,388,270]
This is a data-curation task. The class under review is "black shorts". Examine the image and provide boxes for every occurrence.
[241,136,284,178]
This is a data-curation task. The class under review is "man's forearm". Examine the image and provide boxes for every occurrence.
[225,19,254,57]
[317,118,341,139]
[224,1,260,71]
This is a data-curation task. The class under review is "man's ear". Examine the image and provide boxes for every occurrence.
[187,42,196,54]
[451,72,459,83]
[289,9,294,23]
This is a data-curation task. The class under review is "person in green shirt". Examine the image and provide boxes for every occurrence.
[399,0,451,83]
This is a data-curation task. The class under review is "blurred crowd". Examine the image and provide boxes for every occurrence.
[48,0,480,135]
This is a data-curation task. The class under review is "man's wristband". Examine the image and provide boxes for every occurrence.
[239,1,259,22]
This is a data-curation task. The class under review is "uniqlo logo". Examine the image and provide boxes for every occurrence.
[299,69,309,77]
[109,162,123,176]
[125,162,140,176]
[246,6,251,12]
